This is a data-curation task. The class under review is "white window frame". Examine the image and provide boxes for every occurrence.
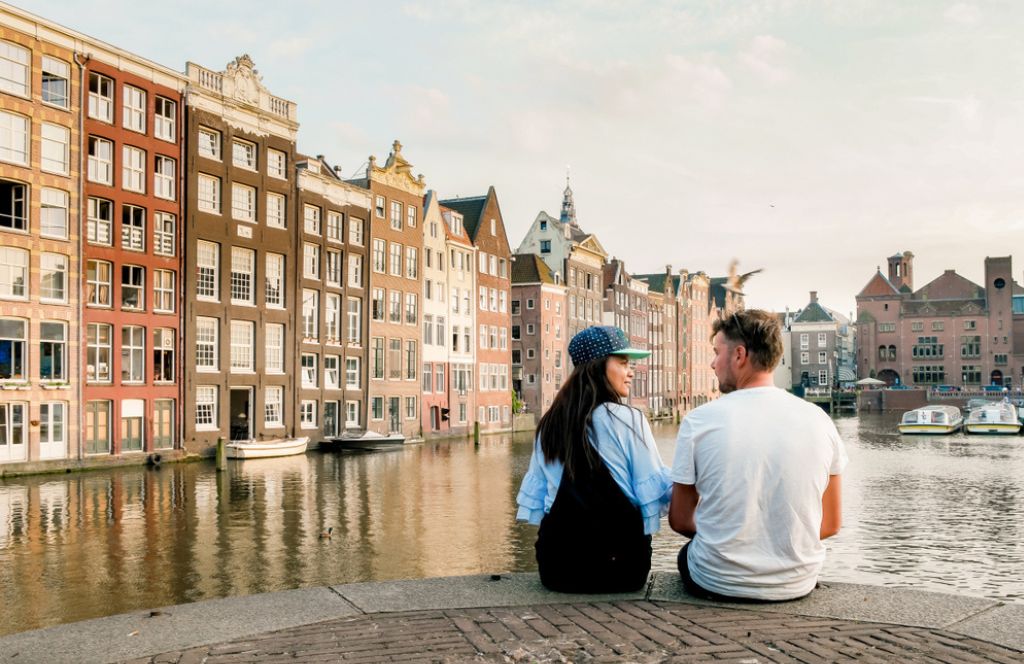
[154,96,176,142]
[122,145,146,193]
[121,325,145,384]
[265,323,285,374]
[122,85,146,133]
[232,182,256,222]
[154,155,176,200]
[304,204,321,235]
[347,297,362,345]
[40,188,69,240]
[154,212,175,256]
[195,317,219,372]
[86,259,111,307]
[266,192,286,229]
[121,204,145,252]
[41,123,70,175]
[326,211,342,242]
[265,252,285,308]
[300,400,317,429]
[303,243,320,280]
[198,127,221,160]
[301,353,318,388]
[230,320,255,373]
[0,41,30,98]
[39,253,68,303]
[87,136,113,185]
[197,173,220,213]
[349,218,364,245]
[325,354,341,390]
[154,269,175,313]
[86,323,111,382]
[326,249,342,287]
[0,247,29,300]
[267,148,286,178]
[232,139,257,170]
[349,255,362,288]
[196,240,220,301]
[326,293,342,343]
[87,72,113,122]
[196,386,218,431]
[230,246,255,305]
[265,386,284,428]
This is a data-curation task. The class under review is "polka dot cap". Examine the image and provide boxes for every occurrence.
[568,325,652,365]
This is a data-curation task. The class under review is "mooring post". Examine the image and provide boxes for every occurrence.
[216,437,225,471]
[473,421,480,446]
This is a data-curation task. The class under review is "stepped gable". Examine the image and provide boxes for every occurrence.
[857,271,901,298]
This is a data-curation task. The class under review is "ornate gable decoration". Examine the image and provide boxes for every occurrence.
[962,302,981,314]
[224,55,263,105]
[919,303,936,315]
[579,234,608,258]
[368,140,426,195]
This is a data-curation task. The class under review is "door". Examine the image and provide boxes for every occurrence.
[388,397,400,433]
[0,403,26,463]
[38,402,66,460]
[991,370,1003,386]
[121,399,144,452]
[323,401,339,438]
[430,406,440,432]
[230,388,252,441]
[153,399,174,449]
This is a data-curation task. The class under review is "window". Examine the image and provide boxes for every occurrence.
[964,320,977,330]
[300,401,317,428]
[154,212,175,256]
[406,340,417,380]
[406,396,417,419]
[41,123,70,175]
[266,192,286,229]
[230,247,254,305]
[0,318,25,383]
[345,357,360,389]
[371,337,384,379]
[912,365,945,385]
[326,211,342,242]
[87,72,114,121]
[499,291,507,313]
[372,239,386,273]
[40,402,66,450]
[41,188,69,239]
[196,386,218,430]
[302,289,319,340]
[121,265,144,310]
[0,247,28,299]
[0,42,30,97]
[265,386,283,427]
[233,139,257,170]
[526,298,535,309]
[878,323,896,333]
[347,298,362,344]
[371,396,384,420]
[197,174,220,213]
[123,85,146,133]
[0,112,28,167]
[932,321,945,331]
[349,255,363,288]
[265,253,284,307]
[153,269,175,313]
[818,351,827,364]
[87,260,111,306]
[196,240,219,300]
[479,252,488,274]
[325,355,341,389]
[388,338,402,379]
[153,328,175,382]
[267,149,286,178]
[912,336,943,359]
[303,243,320,279]
[0,179,27,231]
[407,205,416,228]
[231,183,256,222]
[995,353,1009,365]
[435,364,444,393]
[153,399,174,449]
[372,288,385,321]
[122,204,145,251]
[406,246,418,279]
[40,322,66,381]
[817,332,827,347]
[962,365,982,384]
[301,353,318,387]
[122,146,146,193]
[121,326,145,383]
[230,320,255,372]
[390,200,402,230]
[195,317,218,371]
[265,323,284,373]
[346,401,360,428]
[389,242,402,276]
[84,401,110,454]
[349,218,364,245]
[40,253,67,302]
[154,156,175,200]
[87,136,113,184]
[39,59,73,108]
[961,335,981,358]
[304,204,321,235]
[911,321,924,332]
[154,96,176,141]
[86,322,111,382]
[198,127,221,160]
[389,290,401,323]
[326,293,342,343]
[326,249,342,286]
[405,293,417,324]
[480,286,487,311]
[540,240,551,253]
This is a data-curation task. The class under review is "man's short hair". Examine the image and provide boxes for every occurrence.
[711,309,784,371]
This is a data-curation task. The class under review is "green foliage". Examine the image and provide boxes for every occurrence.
[511,390,525,414]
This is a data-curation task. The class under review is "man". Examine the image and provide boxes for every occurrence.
[669,309,847,602]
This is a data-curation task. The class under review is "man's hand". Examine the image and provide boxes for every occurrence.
[820,474,842,539]
[668,483,699,537]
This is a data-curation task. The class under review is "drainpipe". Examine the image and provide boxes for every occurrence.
[73,52,89,463]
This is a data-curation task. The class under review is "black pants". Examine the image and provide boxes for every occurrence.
[677,541,811,604]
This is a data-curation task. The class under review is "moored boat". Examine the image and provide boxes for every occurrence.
[897,405,963,434]
[964,401,1021,435]
[325,430,408,451]
[225,436,310,459]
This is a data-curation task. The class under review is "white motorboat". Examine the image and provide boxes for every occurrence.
[897,405,963,434]
[225,436,309,459]
[326,430,408,451]
[964,401,1021,435]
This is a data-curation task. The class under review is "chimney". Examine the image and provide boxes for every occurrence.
[810,291,818,304]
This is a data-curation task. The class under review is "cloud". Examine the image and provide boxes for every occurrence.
[944,3,981,25]
[739,34,792,85]
[268,35,314,59]
[401,3,432,21]
[664,54,733,108]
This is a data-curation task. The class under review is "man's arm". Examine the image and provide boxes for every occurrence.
[820,474,842,540]
[668,483,699,537]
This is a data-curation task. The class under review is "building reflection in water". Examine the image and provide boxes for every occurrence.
[0,433,538,636]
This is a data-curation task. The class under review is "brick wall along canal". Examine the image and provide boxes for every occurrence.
[1,412,1022,635]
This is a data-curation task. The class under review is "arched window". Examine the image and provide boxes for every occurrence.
[878,345,887,360]
[888,345,897,361]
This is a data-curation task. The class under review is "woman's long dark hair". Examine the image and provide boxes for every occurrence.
[536,356,624,479]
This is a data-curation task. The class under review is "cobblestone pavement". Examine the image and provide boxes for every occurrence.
[127,600,1022,663]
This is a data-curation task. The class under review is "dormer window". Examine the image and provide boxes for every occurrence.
[540,220,547,231]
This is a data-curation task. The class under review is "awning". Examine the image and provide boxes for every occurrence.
[839,367,857,382]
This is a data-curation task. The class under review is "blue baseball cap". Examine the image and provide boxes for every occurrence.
[568,326,651,365]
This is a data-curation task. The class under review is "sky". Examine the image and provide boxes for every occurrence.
[20,0,1024,315]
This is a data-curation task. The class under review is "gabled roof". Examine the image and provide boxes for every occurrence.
[439,195,487,240]
[913,270,984,301]
[633,273,669,293]
[857,271,901,298]
[439,205,474,248]
[511,253,558,285]
[794,301,834,323]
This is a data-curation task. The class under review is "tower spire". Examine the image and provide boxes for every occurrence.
[560,166,578,227]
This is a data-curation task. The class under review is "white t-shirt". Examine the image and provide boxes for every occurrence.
[671,386,848,600]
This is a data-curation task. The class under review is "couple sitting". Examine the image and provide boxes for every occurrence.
[516,310,847,601]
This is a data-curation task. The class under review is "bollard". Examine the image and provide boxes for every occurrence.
[216,437,225,471]
[473,421,480,446]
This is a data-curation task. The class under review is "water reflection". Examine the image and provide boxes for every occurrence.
[1,414,1023,636]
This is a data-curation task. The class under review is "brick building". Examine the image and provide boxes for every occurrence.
[512,254,566,416]
[441,204,478,434]
[421,192,450,435]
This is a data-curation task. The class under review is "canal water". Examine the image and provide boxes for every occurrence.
[1,412,1023,636]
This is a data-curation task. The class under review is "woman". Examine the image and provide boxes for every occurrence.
[516,326,672,593]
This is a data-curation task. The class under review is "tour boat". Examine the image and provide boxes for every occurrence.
[326,430,408,451]
[225,436,309,459]
[897,405,963,434]
[964,401,1021,435]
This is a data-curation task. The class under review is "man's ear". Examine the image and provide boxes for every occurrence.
[734,343,748,365]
